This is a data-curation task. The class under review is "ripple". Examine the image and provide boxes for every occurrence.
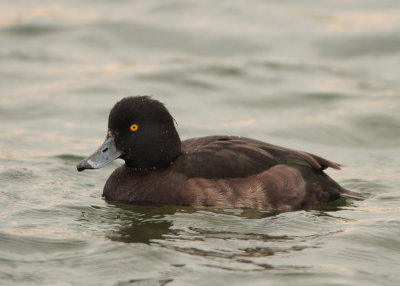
[0,232,88,257]
[53,154,84,162]
[0,50,65,62]
[316,32,400,58]
[228,92,349,111]
[2,21,70,36]
[0,168,37,182]
[351,113,400,142]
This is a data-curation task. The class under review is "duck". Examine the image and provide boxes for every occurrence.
[77,96,364,210]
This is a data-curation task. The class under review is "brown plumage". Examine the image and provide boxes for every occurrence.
[103,136,363,210]
[77,96,365,210]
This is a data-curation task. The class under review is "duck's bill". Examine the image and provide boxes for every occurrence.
[76,136,122,172]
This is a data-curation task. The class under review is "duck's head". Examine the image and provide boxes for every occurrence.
[77,96,181,171]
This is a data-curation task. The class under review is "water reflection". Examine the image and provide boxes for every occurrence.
[104,200,350,245]
[95,200,358,274]
[104,203,193,243]
[104,202,290,243]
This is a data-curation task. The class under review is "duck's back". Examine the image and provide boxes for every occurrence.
[103,136,362,210]
[176,136,341,177]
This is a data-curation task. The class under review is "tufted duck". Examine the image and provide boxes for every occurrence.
[77,96,364,210]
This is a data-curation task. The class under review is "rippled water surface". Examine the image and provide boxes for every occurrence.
[1,0,400,285]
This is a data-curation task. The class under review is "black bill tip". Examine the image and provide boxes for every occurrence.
[76,160,93,172]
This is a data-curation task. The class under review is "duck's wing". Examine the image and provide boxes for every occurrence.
[261,144,341,171]
[177,136,340,179]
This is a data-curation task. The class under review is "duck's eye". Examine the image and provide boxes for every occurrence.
[130,124,139,132]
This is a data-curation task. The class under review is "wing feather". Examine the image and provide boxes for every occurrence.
[177,136,341,179]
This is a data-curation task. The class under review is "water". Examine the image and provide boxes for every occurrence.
[1,0,400,285]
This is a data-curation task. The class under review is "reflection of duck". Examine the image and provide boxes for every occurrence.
[106,204,180,243]
[105,204,281,243]
[77,96,364,210]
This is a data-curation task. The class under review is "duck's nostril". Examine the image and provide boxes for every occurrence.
[102,147,108,153]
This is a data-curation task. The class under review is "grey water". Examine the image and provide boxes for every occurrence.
[1,0,400,285]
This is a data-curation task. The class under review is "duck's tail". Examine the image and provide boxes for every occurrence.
[340,188,366,201]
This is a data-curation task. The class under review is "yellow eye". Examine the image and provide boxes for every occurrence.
[130,124,139,132]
